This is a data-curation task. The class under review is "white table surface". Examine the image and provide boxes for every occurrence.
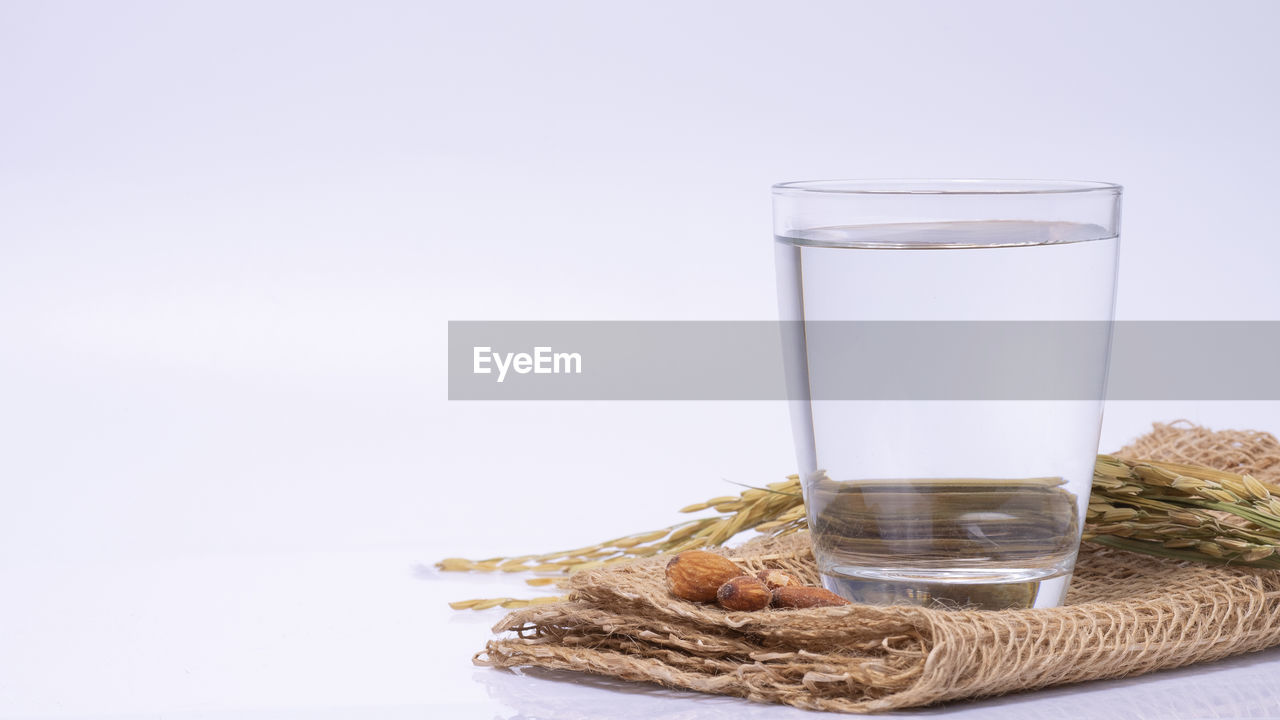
[6,540,1280,720]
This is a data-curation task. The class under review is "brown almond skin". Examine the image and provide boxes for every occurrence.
[771,585,852,609]
[716,576,772,611]
[756,569,797,590]
[665,551,745,602]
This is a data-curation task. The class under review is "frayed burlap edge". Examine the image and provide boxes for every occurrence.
[1116,420,1280,484]
[476,424,1280,712]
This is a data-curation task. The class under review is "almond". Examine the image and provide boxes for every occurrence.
[665,551,745,602]
[756,569,797,589]
[771,585,851,609]
[716,576,771,611]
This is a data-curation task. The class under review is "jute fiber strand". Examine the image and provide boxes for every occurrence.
[476,424,1280,712]
[1117,421,1280,484]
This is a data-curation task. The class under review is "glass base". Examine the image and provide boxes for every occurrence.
[820,565,1073,610]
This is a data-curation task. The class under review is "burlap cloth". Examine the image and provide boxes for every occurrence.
[476,422,1280,712]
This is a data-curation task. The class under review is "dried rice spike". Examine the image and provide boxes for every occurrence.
[1242,546,1276,562]
[446,443,1280,609]
[1243,474,1272,501]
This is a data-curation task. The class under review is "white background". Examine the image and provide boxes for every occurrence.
[2,1,1279,718]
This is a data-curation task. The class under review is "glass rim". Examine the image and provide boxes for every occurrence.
[772,178,1123,197]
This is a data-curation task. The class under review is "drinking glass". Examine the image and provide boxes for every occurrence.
[774,179,1122,609]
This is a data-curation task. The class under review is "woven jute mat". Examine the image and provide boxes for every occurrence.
[476,423,1280,712]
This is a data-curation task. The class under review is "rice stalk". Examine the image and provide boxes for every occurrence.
[440,455,1280,608]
